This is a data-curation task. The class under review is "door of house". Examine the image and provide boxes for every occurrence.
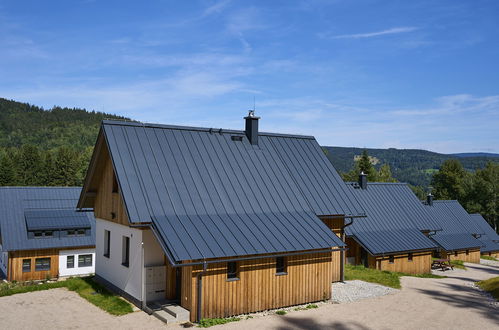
[360,248,369,267]
[145,265,166,302]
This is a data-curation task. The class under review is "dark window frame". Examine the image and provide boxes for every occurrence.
[122,236,130,267]
[408,253,413,262]
[454,251,458,257]
[22,259,31,273]
[35,257,51,271]
[104,230,110,258]
[388,255,395,264]
[275,257,288,275]
[227,261,239,281]
[466,250,469,255]
[78,254,93,267]
[67,255,75,268]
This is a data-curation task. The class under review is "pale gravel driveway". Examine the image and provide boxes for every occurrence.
[0,261,498,330]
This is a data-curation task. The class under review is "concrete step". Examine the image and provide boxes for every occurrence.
[152,310,177,324]
[162,304,190,322]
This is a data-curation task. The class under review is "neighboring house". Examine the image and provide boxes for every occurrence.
[344,174,439,274]
[423,198,483,263]
[0,187,95,282]
[77,114,365,322]
[469,213,499,258]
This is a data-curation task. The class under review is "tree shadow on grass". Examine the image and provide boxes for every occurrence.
[415,281,499,324]
[276,316,372,330]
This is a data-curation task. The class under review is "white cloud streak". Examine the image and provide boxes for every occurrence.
[331,27,418,39]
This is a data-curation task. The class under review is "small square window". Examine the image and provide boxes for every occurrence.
[408,253,413,262]
[44,231,53,237]
[22,259,31,273]
[34,232,42,238]
[466,250,469,255]
[67,230,76,236]
[77,229,86,236]
[227,262,239,280]
[276,257,287,275]
[35,258,51,271]
[389,255,395,264]
[78,254,93,267]
[454,251,458,257]
[67,255,75,268]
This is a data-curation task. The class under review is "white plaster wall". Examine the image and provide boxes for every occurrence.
[58,248,96,277]
[96,219,144,302]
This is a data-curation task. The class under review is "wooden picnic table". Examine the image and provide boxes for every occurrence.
[432,259,454,271]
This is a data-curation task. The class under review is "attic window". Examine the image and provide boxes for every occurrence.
[231,136,243,142]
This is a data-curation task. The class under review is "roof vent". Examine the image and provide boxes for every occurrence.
[426,193,433,206]
[358,172,367,190]
[244,110,260,145]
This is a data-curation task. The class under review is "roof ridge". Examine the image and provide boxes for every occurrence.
[0,186,81,189]
[102,119,315,140]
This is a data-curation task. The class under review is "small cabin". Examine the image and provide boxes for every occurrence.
[0,187,96,282]
[77,115,364,322]
[344,177,439,274]
[423,200,482,263]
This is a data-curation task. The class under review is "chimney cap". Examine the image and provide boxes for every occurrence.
[245,110,260,119]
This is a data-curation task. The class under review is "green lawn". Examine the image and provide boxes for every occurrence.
[449,260,466,270]
[344,264,446,289]
[0,277,133,316]
[477,277,499,301]
[481,255,498,261]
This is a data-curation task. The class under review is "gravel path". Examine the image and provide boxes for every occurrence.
[479,258,499,267]
[331,280,398,303]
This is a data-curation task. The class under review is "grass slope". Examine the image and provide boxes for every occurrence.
[345,264,445,289]
[0,277,133,315]
[477,277,499,301]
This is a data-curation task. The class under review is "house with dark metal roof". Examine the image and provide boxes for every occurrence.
[0,187,95,282]
[77,113,365,322]
[423,198,483,263]
[469,213,499,258]
[344,174,439,274]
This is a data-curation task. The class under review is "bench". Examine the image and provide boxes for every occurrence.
[432,259,454,271]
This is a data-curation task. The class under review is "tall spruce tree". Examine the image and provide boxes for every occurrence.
[0,153,16,185]
[431,159,467,200]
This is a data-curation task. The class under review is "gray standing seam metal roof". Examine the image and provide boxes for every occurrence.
[423,201,483,251]
[469,214,499,252]
[0,187,95,251]
[344,183,439,255]
[97,120,354,262]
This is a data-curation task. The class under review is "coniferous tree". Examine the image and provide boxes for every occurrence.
[431,159,467,200]
[52,147,79,186]
[0,152,16,185]
[16,144,43,185]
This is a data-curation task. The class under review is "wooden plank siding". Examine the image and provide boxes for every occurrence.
[320,216,344,282]
[181,252,335,322]
[8,249,59,282]
[345,237,362,265]
[93,148,129,226]
[442,249,481,263]
[368,252,433,274]
[483,251,499,258]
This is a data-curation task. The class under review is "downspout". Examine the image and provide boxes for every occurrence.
[340,217,355,282]
[141,241,146,310]
[196,261,208,322]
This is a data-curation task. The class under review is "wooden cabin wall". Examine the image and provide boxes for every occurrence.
[483,251,499,258]
[442,249,481,263]
[320,216,344,282]
[369,252,433,274]
[181,252,334,322]
[345,237,362,265]
[8,249,59,282]
[94,150,129,226]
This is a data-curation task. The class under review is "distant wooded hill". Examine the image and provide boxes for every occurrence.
[0,97,128,150]
[322,146,499,188]
[1,97,497,190]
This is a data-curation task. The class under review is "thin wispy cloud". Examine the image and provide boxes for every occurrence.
[202,0,232,17]
[330,27,418,39]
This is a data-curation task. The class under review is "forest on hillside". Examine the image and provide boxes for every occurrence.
[323,146,499,188]
[0,98,128,186]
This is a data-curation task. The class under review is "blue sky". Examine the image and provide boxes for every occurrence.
[1,0,498,153]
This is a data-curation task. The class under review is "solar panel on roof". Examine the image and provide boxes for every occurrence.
[25,209,91,231]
